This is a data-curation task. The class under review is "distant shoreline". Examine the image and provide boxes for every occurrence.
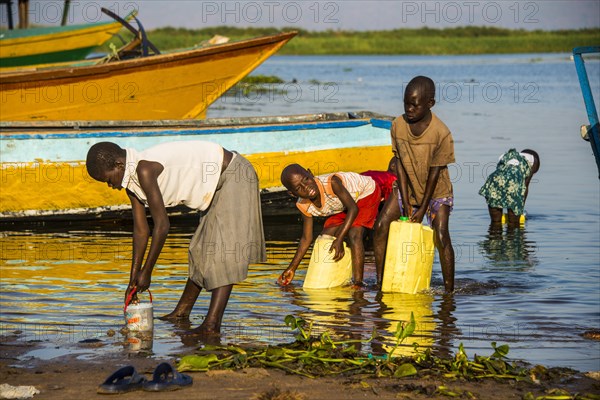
[127,26,600,55]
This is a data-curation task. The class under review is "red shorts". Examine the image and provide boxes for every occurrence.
[324,186,381,229]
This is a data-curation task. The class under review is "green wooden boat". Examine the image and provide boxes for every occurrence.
[0,12,133,67]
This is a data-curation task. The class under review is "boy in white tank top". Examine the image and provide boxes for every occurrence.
[86,141,266,336]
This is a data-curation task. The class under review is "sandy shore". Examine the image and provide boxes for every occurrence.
[1,336,599,400]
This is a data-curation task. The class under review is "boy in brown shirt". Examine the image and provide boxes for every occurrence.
[374,76,456,292]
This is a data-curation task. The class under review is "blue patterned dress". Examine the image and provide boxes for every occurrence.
[479,149,531,215]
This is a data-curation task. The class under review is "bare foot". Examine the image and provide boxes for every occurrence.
[158,310,190,321]
[183,320,221,336]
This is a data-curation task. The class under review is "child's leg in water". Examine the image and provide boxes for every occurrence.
[188,284,233,335]
[160,278,201,320]
[488,206,503,224]
[347,226,366,286]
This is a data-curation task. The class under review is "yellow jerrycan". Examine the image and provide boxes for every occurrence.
[303,234,352,289]
[381,218,435,293]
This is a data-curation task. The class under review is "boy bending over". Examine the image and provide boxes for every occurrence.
[86,141,266,335]
[277,164,380,287]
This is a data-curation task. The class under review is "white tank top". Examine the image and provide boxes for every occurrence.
[121,141,224,211]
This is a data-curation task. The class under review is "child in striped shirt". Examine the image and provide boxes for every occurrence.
[277,164,381,287]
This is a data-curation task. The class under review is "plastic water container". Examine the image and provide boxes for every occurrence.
[303,234,352,289]
[124,290,154,332]
[381,218,435,294]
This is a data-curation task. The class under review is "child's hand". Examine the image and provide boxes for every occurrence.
[124,285,138,305]
[410,207,426,224]
[330,238,345,261]
[278,268,295,286]
[132,269,152,293]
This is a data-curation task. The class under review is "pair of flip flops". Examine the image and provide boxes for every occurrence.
[97,362,192,394]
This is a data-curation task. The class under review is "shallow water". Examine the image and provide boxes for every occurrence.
[1,53,599,371]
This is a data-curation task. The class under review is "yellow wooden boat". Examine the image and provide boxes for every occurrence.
[0,31,296,121]
[0,111,394,222]
[0,12,134,68]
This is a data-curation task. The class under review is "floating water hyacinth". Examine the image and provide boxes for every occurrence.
[176,313,545,386]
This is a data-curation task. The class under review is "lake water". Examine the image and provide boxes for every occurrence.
[1,54,599,371]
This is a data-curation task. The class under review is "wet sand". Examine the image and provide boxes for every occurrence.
[2,336,599,400]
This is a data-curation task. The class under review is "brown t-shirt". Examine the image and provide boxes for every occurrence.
[391,112,455,205]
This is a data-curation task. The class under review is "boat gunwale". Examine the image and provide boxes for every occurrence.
[0,18,126,42]
[0,111,393,134]
[1,120,376,140]
[0,31,298,83]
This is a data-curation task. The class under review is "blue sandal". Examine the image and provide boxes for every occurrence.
[97,365,147,394]
[143,362,193,391]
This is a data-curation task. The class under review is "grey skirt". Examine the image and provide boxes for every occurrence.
[188,153,266,290]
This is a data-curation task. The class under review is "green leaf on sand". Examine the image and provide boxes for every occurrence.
[394,363,418,377]
[178,354,219,371]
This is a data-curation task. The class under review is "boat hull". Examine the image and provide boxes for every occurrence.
[0,32,296,121]
[0,18,128,67]
[0,112,394,221]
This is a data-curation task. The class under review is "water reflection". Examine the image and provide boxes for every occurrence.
[432,294,459,359]
[299,287,375,351]
[287,286,440,357]
[301,287,353,330]
[125,330,154,354]
[374,292,435,357]
[478,224,539,270]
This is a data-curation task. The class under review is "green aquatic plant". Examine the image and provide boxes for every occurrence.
[284,315,312,343]
[241,75,285,85]
[522,388,597,400]
[407,340,528,382]
[178,312,524,382]
[179,313,396,378]
[388,310,416,358]
[173,315,595,399]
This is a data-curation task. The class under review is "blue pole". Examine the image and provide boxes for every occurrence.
[572,46,600,178]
